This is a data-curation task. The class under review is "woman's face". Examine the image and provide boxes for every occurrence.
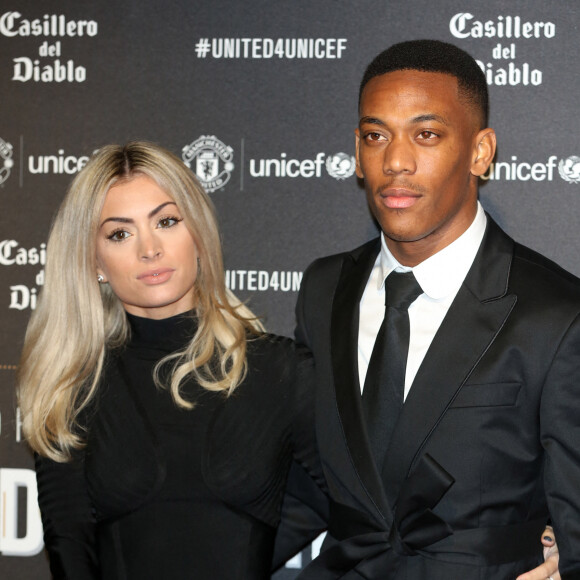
[96,175,199,320]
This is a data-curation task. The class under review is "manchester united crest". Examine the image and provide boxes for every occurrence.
[182,136,235,192]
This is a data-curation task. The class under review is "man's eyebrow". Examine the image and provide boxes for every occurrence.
[410,113,450,125]
[359,116,386,126]
[99,201,177,228]
[359,114,450,126]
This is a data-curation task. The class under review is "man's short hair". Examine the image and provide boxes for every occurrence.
[359,39,489,128]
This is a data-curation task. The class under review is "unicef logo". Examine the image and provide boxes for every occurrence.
[0,137,14,185]
[558,156,580,184]
[182,136,235,193]
[326,152,356,181]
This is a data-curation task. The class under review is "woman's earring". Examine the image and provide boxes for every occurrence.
[97,274,104,284]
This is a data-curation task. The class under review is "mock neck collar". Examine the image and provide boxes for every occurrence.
[126,310,197,353]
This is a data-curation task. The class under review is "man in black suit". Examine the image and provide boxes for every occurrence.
[288,40,577,579]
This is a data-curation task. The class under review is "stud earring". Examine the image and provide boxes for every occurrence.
[97,274,104,283]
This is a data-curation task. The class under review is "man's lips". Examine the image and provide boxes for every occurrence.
[137,268,174,284]
[379,188,421,209]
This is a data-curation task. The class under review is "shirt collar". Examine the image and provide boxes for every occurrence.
[378,202,487,300]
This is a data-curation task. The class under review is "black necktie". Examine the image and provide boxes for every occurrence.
[362,271,423,469]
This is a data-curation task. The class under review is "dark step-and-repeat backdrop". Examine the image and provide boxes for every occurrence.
[0,1,578,577]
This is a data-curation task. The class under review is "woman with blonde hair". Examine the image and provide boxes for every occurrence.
[18,141,317,579]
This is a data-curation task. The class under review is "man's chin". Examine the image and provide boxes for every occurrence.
[381,228,425,244]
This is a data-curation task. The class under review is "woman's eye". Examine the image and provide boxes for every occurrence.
[107,230,130,242]
[158,217,181,228]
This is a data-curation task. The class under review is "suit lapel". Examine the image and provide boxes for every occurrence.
[330,238,392,517]
[380,218,518,505]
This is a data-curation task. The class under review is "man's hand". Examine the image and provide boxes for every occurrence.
[515,526,559,580]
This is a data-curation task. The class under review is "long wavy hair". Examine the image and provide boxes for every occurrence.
[18,141,263,462]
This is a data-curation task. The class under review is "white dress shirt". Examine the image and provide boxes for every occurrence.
[358,202,487,400]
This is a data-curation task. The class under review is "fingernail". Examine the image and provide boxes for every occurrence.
[543,535,553,542]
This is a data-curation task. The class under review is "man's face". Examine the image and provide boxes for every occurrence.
[355,69,494,265]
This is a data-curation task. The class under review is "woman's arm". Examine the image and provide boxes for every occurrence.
[35,452,100,579]
[272,347,329,571]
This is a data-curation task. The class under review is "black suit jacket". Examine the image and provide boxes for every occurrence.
[293,216,580,579]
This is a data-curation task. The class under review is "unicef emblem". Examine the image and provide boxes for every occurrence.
[326,152,356,181]
[558,156,580,184]
[0,137,14,185]
[182,136,235,192]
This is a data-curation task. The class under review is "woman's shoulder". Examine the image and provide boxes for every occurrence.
[245,333,296,384]
[248,332,295,352]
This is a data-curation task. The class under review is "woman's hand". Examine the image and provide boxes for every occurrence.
[515,526,559,580]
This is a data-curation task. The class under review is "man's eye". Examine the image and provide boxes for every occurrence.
[365,132,385,142]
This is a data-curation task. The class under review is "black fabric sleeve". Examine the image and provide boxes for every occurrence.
[35,452,100,579]
[541,313,580,574]
[272,347,329,571]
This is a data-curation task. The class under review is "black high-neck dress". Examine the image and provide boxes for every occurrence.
[35,312,316,579]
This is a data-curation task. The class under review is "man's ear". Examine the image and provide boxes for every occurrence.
[354,128,364,179]
[471,128,496,177]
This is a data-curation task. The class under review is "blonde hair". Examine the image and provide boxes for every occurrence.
[18,141,263,462]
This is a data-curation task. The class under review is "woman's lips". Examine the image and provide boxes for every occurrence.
[137,268,174,284]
